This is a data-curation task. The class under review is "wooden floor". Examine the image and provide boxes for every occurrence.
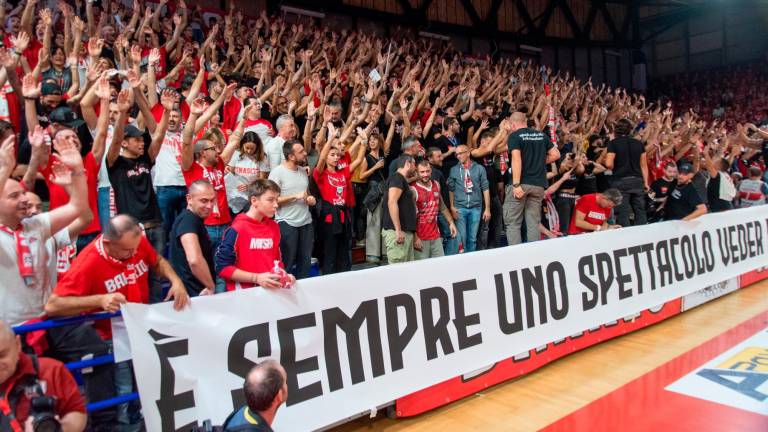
[332,280,768,432]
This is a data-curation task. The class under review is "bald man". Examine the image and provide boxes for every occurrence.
[223,359,288,431]
[0,320,87,432]
[169,180,217,296]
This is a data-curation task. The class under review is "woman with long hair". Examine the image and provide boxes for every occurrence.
[222,111,270,214]
[358,132,388,263]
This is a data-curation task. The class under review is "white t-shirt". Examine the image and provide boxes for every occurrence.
[0,214,72,325]
[152,131,186,187]
[225,150,270,213]
[265,136,286,172]
[269,164,312,227]
[94,124,114,189]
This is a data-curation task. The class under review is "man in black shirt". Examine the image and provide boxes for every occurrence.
[169,180,216,296]
[435,116,461,177]
[428,147,459,255]
[665,163,708,221]
[605,118,649,227]
[107,90,165,302]
[504,112,560,245]
[382,154,418,264]
[647,161,678,222]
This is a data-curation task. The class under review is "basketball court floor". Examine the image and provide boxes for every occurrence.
[333,279,768,431]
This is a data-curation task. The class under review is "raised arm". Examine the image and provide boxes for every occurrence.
[180,98,206,171]
[107,89,134,167]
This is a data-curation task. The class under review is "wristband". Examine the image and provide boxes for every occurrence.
[512,183,521,188]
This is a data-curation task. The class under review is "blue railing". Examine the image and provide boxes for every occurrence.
[12,312,140,412]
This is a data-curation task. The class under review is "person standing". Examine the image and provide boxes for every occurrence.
[169,180,217,297]
[216,179,295,290]
[605,118,649,227]
[413,160,457,259]
[448,145,490,253]
[428,147,459,255]
[664,163,709,221]
[268,140,316,279]
[381,154,418,264]
[504,112,560,245]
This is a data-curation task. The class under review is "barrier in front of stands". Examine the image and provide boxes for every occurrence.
[393,268,768,417]
[12,312,139,413]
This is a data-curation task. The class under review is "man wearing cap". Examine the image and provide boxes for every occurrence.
[568,189,623,234]
[665,163,708,221]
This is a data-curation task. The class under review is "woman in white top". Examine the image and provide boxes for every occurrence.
[222,131,271,214]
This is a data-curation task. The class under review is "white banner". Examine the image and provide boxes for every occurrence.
[121,206,768,431]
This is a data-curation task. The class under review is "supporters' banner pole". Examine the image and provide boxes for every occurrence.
[121,206,768,431]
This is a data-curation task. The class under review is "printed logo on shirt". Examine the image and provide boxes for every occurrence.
[56,244,76,274]
[587,211,607,221]
[249,238,274,250]
[127,165,151,178]
[104,260,149,293]
[671,189,683,199]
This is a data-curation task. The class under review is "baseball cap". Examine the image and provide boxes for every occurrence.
[49,107,84,128]
[41,80,62,96]
[124,125,144,138]
[678,163,695,174]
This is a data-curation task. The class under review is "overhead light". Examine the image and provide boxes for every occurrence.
[419,31,450,41]
[520,44,542,53]
[280,6,325,18]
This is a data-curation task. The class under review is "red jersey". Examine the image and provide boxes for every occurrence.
[182,157,232,226]
[215,213,283,291]
[54,235,158,339]
[222,96,242,132]
[413,180,441,240]
[39,152,101,234]
[334,152,356,206]
[314,166,350,207]
[568,193,611,235]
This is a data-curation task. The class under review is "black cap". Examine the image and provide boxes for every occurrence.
[678,163,695,174]
[124,125,144,138]
[49,107,84,128]
[41,80,62,96]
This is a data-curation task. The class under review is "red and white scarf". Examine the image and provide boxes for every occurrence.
[0,224,34,286]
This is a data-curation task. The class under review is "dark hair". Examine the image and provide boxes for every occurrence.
[614,118,634,136]
[426,146,442,159]
[239,131,265,162]
[248,179,281,200]
[394,154,414,169]
[442,116,457,130]
[244,363,284,412]
[282,139,303,160]
[417,159,431,168]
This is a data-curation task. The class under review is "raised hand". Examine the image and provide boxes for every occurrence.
[148,48,160,65]
[55,137,85,171]
[190,97,207,116]
[307,102,318,118]
[95,76,111,100]
[10,32,30,53]
[130,44,142,64]
[0,48,15,69]
[0,135,16,172]
[126,69,141,88]
[39,8,53,26]
[27,126,47,154]
[160,89,178,111]
[116,88,134,113]
[21,73,41,99]
[88,38,104,58]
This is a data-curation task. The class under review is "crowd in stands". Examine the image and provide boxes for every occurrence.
[0,0,767,430]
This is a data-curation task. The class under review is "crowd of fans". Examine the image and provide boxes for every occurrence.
[0,0,767,430]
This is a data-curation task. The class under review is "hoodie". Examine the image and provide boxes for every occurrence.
[215,213,283,291]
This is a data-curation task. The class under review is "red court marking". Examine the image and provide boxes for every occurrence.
[540,310,768,432]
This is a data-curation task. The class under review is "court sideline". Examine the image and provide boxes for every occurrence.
[333,280,768,431]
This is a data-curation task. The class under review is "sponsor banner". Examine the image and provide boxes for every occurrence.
[667,327,768,415]
[121,207,768,431]
[681,277,740,312]
[396,300,682,416]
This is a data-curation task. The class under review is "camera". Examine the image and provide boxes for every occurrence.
[29,396,61,432]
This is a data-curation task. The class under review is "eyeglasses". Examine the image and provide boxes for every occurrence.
[204,147,217,152]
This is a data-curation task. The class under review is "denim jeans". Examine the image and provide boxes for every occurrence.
[279,222,314,279]
[97,186,112,232]
[206,223,229,293]
[456,207,481,253]
[144,225,167,303]
[76,231,99,254]
[438,213,460,255]
[156,185,187,240]
[113,360,142,431]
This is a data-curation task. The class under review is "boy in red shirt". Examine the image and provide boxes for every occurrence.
[568,189,623,235]
[216,179,295,290]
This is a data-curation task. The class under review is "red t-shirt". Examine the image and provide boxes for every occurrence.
[414,180,441,240]
[39,152,101,234]
[54,235,159,339]
[182,157,232,226]
[5,353,85,424]
[314,165,350,207]
[568,193,611,235]
[333,152,356,207]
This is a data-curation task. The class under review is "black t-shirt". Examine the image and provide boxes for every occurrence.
[381,172,417,232]
[473,156,502,200]
[606,136,645,178]
[169,209,214,296]
[507,128,554,188]
[576,163,598,195]
[435,135,460,177]
[706,172,733,213]
[365,153,387,183]
[107,153,162,223]
[664,182,703,220]
[430,163,450,207]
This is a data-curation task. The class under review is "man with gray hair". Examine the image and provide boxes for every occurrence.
[567,189,623,234]
[388,135,422,181]
[265,114,297,171]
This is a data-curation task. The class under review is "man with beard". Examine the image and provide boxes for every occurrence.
[268,140,316,279]
[413,160,457,259]
[647,161,678,222]
[382,154,418,264]
[665,163,708,221]
[169,180,217,297]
